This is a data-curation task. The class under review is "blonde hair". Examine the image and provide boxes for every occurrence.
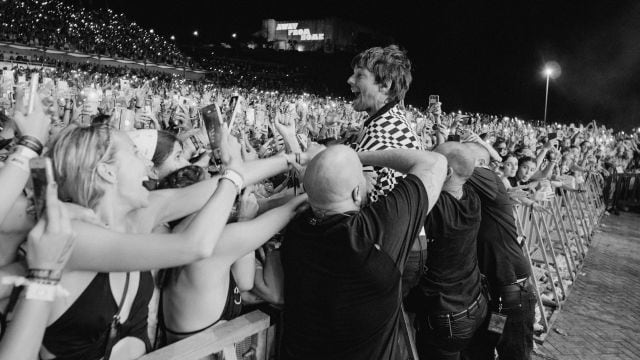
[50,124,119,209]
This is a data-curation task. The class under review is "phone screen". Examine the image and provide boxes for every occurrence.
[227,96,240,129]
[201,104,223,151]
[29,157,54,220]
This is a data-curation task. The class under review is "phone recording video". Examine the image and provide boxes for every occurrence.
[29,157,55,220]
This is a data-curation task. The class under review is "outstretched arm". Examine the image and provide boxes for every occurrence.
[358,149,447,212]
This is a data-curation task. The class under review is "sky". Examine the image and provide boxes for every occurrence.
[83,0,640,130]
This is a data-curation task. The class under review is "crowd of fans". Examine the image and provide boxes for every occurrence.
[0,0,189,66]
[0,33,637,360]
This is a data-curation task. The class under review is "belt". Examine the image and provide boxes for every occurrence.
[500,277,529,293]
[432,292,485,322]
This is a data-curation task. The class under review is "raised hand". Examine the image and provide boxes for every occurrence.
[218,123,243,170]
[26,182,76,272]
[13,87,51,145]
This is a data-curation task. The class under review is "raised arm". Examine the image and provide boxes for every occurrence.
[0,92,50,224]
[203,195,308,265]
[0,182,75,360]
[67,125,242,272]
[148,152,309,226]
[358,149,447,212]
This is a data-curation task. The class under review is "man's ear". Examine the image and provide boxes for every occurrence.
[95,162,117,185]
[378,80,392,97]
[352,185,362,206]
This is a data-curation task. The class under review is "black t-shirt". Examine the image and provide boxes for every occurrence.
[280,174,429,360]
[467,167,531,292]
[416,184,483,313]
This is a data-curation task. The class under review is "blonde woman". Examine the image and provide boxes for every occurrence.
[42,123,310,360]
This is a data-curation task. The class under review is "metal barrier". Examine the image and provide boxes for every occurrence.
[514,173,606,343]
[605,172,640,208]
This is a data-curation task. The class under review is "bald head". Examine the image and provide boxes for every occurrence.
[435,142,476,180]
[303,145,366,208]
[465,142,491,167]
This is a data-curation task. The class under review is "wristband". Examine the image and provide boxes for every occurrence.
[1,276,69,301]
[219,169,244,195]
[25,281,58,301]
[17,135,44,155]
[28,269,63,282]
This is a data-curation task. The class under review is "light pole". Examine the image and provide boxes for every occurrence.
[543,66,553,125]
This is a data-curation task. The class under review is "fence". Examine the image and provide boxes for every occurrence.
[605,172,640,209]
[514,172,606,343]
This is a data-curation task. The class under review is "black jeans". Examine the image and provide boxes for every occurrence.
[415,293,488,360]
[461,281,537,360]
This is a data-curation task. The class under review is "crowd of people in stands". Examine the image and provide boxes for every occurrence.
[0,0,189,66]
[0,28,637,360]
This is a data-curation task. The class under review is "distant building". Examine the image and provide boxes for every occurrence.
[261,17,393,53]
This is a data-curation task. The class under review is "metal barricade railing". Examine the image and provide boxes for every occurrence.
[514,174,605,343]
[605,172,640,209]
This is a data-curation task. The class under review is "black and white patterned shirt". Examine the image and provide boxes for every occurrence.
[354,101,423,203]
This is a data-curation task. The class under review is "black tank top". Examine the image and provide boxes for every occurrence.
[43,272,154,360]
[161,273,242,338]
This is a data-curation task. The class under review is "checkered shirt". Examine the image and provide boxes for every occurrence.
[354,103,423,203]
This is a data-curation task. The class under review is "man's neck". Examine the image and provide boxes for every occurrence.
[443,181,465,200]
[366,99,396,118]
[310,202,359,219]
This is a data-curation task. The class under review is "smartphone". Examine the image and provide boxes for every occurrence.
[448,134,461,142]
[548,132,557,140]
[29,157,55,220]
[227,95,240,129]
[200,103,224,150]
[428,95,439,106]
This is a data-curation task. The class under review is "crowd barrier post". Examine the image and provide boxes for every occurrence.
[513,205,550,333]
[538,203,569,299]
[570,189,593,245]
[575,189,595,239]
[545,198,577,283]
[549,196,578,282]
[559,190,587,258]
[528,206,563,307]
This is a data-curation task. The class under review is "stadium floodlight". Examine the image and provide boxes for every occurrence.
[193,30,199,37]
[231,33,237,39]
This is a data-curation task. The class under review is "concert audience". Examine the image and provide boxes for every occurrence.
[0,27,634,360]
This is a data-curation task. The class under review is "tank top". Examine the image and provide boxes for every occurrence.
[160,273,242,342]
[43,272,154,360]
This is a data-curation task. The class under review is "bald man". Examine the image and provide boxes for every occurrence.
[406,141,488,360]
[462,141,536,360]
[280,145,446,360]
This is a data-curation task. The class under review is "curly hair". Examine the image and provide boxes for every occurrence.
[350,45,412,103]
